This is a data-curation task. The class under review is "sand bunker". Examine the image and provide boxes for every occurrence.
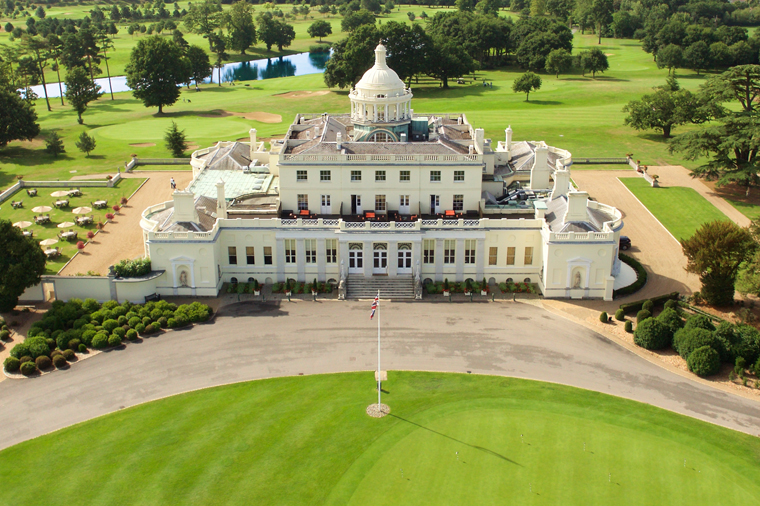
[605,53,615,56]
[274,90,330,99]
[196,109,282,123]
[129,143,156,147]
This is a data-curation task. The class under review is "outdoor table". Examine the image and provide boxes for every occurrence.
[23,231,33,237]
[68,189,82,197]
[94,200,107,209]
[62,231,77,240]
[55,200,69,208]
[77,216,93,225]
[26,189,37,197]
[44,249,58,258]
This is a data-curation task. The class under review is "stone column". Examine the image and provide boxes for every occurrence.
[455,239,465,281]
[276,238,287,283]
[317,238,326,282]
[364,240,373,278]
[475,238,485,281]
[296,240,306,282]
[435,238,444,282]
[388,240,398,277]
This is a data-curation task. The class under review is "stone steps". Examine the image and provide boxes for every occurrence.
[347,275,415,299]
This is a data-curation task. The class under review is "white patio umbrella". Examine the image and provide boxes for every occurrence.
[40,238,58,246]
[51,190,69,197]
[72,206,92,214]
[13,221,32,228]
[57,221,75,228]
[32,205,52,213]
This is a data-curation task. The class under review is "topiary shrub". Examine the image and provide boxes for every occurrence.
[81,330,96,346]
[117,315,128,326]
[0,329,10,341]
[166,318,176,329]
[157,316,168,328]
[143,324,157,335]
[126,329,138,341]
[25,336,51,359]
[62,349,75,360]
[673,328,718,359]
[734,324,760,365]
[150,308,163,320]
[684,314,716,332]
[112,327,126,339]
[642,300,654,312]
[10,341,30,359]
[52,354,68,368]
[634,318,670,350]
[135,323,146,334]
[78,343,88,353]
[713,321,739,363]
[92,333,109,349]
[102,319,119,332]
[656,308,683,337]
[624,321,633,333]
[687,346,721,376]
[636,309,651,323]
[128,316,141,328]
[35,355,52,370]
[4,356,20,373]
[614,309,625,321]
[141,316,152,326]
[19,356,32,364]
[599,311,608,323]
[20,361,37,376]
[126,311,138,320]
[46,338,55,350]
[51,350,63,358]
[102,300,119,310]
[108,334,122,347]
[664,299,679,310]
[68,338,81,351]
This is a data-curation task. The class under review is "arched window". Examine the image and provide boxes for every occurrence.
[349,243,363,250]
[248,277,255,283]
[524,277,531,283]
[370,132,392,142]
[373,243,387,250]
[398,243,411,250]
[230,277,238,284]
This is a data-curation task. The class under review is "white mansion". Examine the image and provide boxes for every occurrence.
[139,44,626,300]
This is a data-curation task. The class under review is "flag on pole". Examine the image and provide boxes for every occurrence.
[370,294,378,320]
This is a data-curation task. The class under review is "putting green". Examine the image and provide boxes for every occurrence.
[1,372,758,505]
[93,117,249,143]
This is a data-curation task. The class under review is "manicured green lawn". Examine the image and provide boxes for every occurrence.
[0,178,144,273]
[727,198,760,221]
[621,178,729,240]
[0,372,758,505]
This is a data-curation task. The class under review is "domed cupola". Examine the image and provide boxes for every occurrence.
[349,43,413,142]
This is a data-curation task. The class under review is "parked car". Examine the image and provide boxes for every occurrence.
[619,236,631,250]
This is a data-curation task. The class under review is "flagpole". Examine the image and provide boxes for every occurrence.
[377,289,381,407]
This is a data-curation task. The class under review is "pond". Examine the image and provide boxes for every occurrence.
[26,50,331,99]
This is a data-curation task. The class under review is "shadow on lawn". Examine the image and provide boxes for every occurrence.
[390,414,522,466]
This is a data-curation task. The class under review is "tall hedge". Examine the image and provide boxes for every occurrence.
[634,318,671,350]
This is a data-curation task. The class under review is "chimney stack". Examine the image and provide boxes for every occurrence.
[216,179,227,220]
[173,190,199,224]
[249,128,257,158]
[474,128,485,154]
[336,132,342,150]
[529,146,550,190]
[505,126,512,150]
[564,191,589,223]
[551,169,571,200]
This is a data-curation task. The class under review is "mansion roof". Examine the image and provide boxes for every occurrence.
[545,195,618,233]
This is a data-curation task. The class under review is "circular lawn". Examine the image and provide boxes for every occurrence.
[1,372,758,505]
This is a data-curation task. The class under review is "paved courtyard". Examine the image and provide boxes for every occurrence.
[1,300,759,451]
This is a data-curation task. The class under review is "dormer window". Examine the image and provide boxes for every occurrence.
[376,94,386,99]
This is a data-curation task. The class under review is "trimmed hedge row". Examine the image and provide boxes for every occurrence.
[4,298,213,374]
[620,292,680,315]
[613,253,647,298]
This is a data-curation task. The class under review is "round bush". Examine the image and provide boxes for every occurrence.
[52,354,68,368]
[135,323,146,334]
[108,334,122,347]
[20,361,37,376]
[112,327,126,339]
[125,311,138,320]
[128,316,141,328]
[35,355,52,370]
[62,349,75,360]
[664,299,678,310]
[614,309,625,321]
[687,346,721,376]
[599,311,608,323]
[684,315,715,332]
[166,318,176,328]
[4,356,20,373]
[141,316,152,326]
[0,329,10,341]
[624,320,633,333]
[19,356,32,364]
[102,300,119,310]
[81,330,96,346]
[656,308,683,336]
[92,333,109,349]
[45,338,55,350]
[25,337,50,359]
[636,310,651,323]
[117,315,128,326]
[157,316,168,328]
[633,318,671,350]
[102,319,119,333]
[138,308,150,318]
[78,343,88,353]
[642,300,654,312]
[673,328,718,359]
[126,329,138,341]
[150,308,163,320]
[50,350,63,358]
[10,341,30,359]
[68,338,81,351]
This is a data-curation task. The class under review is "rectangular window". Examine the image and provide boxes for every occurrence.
[325,239,337,264]
[444,240,456,264]
[305,239,316,264]
[400,195,410,207]
[375,195,386,211]
[453,195,464,211]
[465,240,475,264]
[228,246,237,265]
[424,239,435,264]
[400,170,410,182]
[285,239,296,264]
[351,170,362,182]
[507,247,516,265]
[489,247,498,266]
[264,246,273,265]
[246,246,255,265]
[297,194,308,211]
[430,170,441,182]
[320,170,331,182]
[524,246,534,265]
[375,170,386,182]
[454,170,465,182]
[296,170,307,182]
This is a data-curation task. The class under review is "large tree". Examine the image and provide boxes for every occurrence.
[670,65,760,197]
[185,45,212,89]
[308,19,332,42]
[425,37,476,89]
[341,9,375,32]
[0,219,46,312]
[125,36,190,114]
[65,66,101,124]
[578,47,609,78]
[545,48,572,78]
[623,77,705,138]
[257,15,295,52]
[681,220,756,306]
[591,0,613,44]
[183,0,222,47]
[225,0,256,55]
[0,86,40,147]
[381,21,432,86]
[20,35,51,111]
[323,25,379,89]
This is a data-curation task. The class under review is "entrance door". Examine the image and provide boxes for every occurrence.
[397,244,412,274]
[348,244,363,274]
[373,244,388,275]
[351,195,362,215]
[321,194,331,215]
[430,195,440,215]
[399,195,410,215]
